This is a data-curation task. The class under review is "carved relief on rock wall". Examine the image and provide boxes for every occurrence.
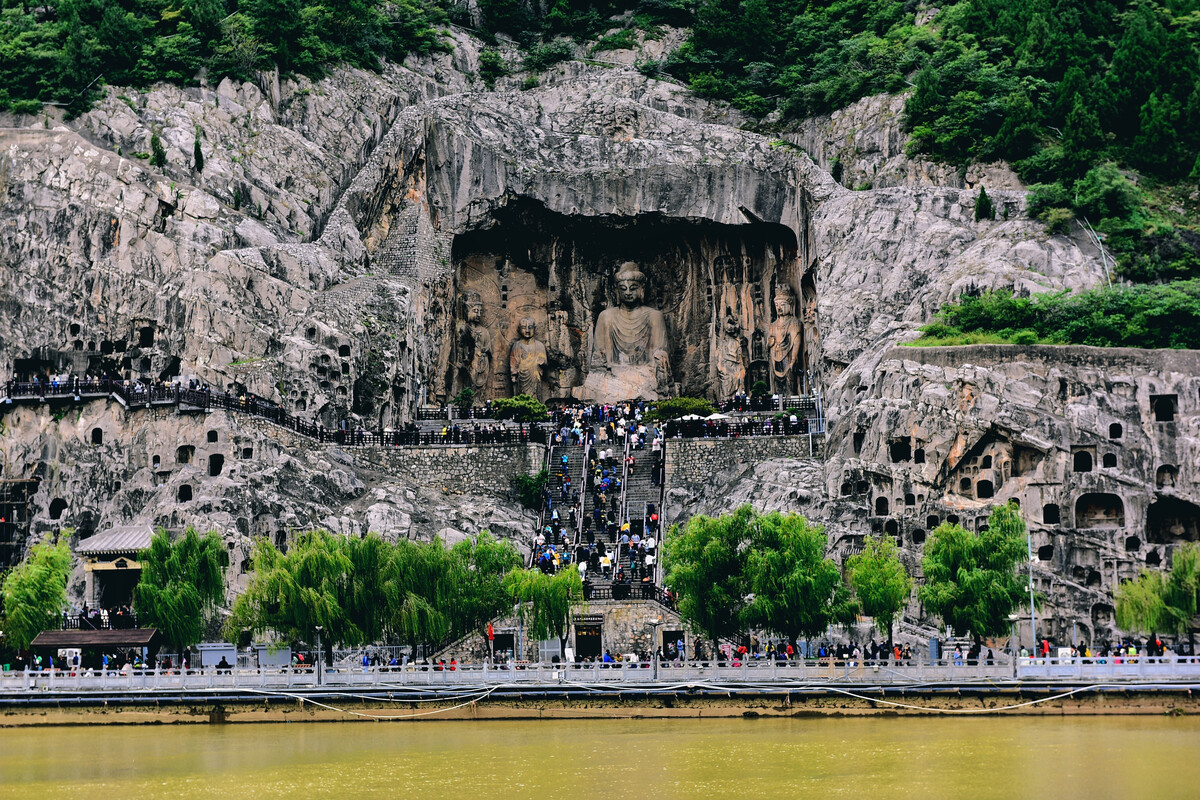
[437,201,810,403]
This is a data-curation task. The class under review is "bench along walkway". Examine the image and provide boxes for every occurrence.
[6,657,1200,693]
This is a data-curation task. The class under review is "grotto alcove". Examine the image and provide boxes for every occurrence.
[440,199,817,404]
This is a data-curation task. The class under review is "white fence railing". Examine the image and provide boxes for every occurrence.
[4,657,1200,693]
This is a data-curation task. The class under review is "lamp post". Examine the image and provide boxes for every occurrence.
[1026,530,1037,654]
[314,626,323,687]
[1007,613,1020,679]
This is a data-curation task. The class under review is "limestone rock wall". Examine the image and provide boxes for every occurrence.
[0,25,1175,647]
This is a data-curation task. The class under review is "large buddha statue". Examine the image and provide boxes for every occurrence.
[578,263,670,400]
[768,283,802,395]
[508,317,548,400]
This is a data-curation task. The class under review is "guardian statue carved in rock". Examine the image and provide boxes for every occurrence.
[768,283,802,395]
[508,317,548,400]
[457,290,493,396]
[579,263,670,400]
[715,312,746,400]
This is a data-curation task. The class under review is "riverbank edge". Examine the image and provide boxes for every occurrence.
[2,684,1198,725]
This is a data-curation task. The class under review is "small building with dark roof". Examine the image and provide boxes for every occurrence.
[76,524,154,607]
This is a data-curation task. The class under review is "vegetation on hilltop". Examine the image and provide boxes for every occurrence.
[0,0,447,115]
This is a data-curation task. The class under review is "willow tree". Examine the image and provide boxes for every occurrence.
[1,538,72,651]
[134,527,226,651]
[919,502,1028,643]
[1116,541,1200,636]
[663,505,755,648]
[847,534,913,649]
[504,567,582,660]
[742,511,854,647]
[384,538,457,651]
[227,530,356,647]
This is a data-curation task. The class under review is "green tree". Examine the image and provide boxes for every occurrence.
[149,132,166,168]
[514,469,548,510]
[847,535,912,648]
[134,526,226,651]
[918,503,1028,643]
[742,511,851,647]
[974,187,996,222]
[1116,541,1200,636]
[644,396,717,421]
[227,529,356,645]
[503,566,582,658]
[491,393,549,422]
[1060,95,1104,179]
[663,506,754,648]
[1,539,73,651]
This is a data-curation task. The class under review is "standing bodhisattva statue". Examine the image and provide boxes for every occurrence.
[509,317,548,399]
[768,283,802,395]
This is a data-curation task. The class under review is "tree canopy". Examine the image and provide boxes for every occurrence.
[918,503,1029,642]
[663,505,755,646]
[491,393,550,422]
[1115,541,1200,636]
[1,538,73,651]
[134,526,227,651]
[0,0,447,116]
[846,534,912,647]
[503,566,582,648]
[228,529,521,649]
[664,505,856,647]
[644,396,717,421]
[742,511,854,645]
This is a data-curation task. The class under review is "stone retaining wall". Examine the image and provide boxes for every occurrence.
[353,442,545,495]
[665,435,825,489]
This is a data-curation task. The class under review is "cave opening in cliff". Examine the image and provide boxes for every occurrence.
[446,198,810,402]
[90,428,103,445]
[1043,503,1060,525]
[1151,394,1177,422]
[48,497,66,520]
[1109,422,1123,439]
[1156,465,1178,488]
[1146,496,1200,543]
[209,454,225,477]
[1076,493,1125,528]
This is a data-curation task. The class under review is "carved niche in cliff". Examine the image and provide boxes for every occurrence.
[440,199,810,403]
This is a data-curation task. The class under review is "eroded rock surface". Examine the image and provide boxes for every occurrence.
[2,30,1180,647]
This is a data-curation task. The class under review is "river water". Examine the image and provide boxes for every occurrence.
[2,717,1197,797]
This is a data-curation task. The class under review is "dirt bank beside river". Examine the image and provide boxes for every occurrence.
[3,685,1198,725]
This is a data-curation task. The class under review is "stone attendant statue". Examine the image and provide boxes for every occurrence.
[715,312,746,400]
[508,317,548,399]
[768,283,802,395]
[580,263,670,400]
[458,290,493,395]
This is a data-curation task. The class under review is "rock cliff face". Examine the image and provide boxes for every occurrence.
[1,29,1181,646]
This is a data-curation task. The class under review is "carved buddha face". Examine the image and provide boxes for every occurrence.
[518,318,536,340]
[464,292,484,323]
[615,266,646,308]
[774,289,795,317]
[724,314,740,336]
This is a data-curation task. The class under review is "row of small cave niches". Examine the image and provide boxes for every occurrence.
[57,429,256,520]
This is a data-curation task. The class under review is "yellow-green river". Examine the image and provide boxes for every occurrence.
[2,717,1197,797]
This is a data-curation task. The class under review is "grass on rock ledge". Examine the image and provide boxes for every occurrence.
[909,283,1200,350]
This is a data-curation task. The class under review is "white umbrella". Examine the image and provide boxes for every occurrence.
[706,413,731,420]
[679,414,705,420]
